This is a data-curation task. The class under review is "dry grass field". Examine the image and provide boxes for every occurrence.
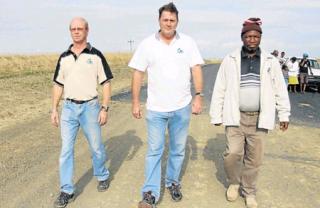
[0,53,133,130]
[0,54,217,130]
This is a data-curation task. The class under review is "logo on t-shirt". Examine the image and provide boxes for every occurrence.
[177,48,184,54]
[87,58,93,64]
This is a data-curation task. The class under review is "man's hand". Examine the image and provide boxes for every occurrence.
[192,96,202,115]
[280,121,289,131]
[132,102,142,119]
[98,110,108,126]
[51,84,63,127]
[131,70,144,119]
[51,109,59,127]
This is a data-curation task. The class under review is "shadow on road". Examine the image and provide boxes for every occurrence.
[203,134,227,188]
[265,153,320,168]
[74,129,143,198]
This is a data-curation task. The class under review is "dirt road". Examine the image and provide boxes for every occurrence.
[1,99,320,208]
[1,64,320,208]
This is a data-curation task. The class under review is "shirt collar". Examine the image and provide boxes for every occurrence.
[155,30,180,41]
[67,42,92,53]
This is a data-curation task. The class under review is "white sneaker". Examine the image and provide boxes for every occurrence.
[226,184,240,201]
[245,196,258,208]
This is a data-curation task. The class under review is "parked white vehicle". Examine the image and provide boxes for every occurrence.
[295,57,320,92]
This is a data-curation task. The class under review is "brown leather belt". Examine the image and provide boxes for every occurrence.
[240,111,259,116]
[66,96,97,104]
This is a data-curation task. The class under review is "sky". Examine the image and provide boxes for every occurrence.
[0,0,319,58]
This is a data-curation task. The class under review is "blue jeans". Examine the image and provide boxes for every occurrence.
[59,99,109,194]
[142,104,191,201]
[284,77,289,86]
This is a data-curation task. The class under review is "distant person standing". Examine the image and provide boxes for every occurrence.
[299,53,313,93]
[288,57,299,93]
[279,51,288,65]
[279,51,289,86]
[210,18,290,208]
[51,17,113,208]
[271,49,279,58]
[129,2,204,208]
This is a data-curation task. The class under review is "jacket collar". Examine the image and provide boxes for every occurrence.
[229,48,274,76]
[229,48,273,61]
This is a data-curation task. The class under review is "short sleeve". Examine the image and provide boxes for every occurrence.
[53,54,64,86]
[189,39,204,67]
[128,41,149,72]
[96,51,113,85]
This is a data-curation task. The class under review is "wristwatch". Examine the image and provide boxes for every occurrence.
[100,105,109,112]
[195,92,204,97]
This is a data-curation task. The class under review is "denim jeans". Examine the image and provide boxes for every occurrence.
[142,104,191,201]
[59,99,109,194]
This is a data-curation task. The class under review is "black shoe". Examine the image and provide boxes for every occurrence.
[167,183,182,202]
[54,192,74,208]
[138,191,156,208]
[97,179,110,192]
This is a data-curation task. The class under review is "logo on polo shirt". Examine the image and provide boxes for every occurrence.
[87,58,93,64]
[177,48,184,54]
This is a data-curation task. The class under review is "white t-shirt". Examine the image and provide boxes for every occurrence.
[288,61,299,76]
[129,32,204,112]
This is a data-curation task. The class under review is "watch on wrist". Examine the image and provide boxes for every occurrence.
[195,92,204,97]
[100,105,109,112]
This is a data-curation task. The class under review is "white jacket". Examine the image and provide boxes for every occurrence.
[209,48,291,130]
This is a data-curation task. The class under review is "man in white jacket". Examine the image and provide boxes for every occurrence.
[209,18,290,208]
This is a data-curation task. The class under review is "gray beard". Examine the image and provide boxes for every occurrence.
[243,45,258,55]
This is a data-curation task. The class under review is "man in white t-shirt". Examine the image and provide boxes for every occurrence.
[129,3,204,208]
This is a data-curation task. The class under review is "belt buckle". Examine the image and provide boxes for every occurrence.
[67,98,85,104]
[248,111,258,116]
[74,100,85,104]
[66,96,97,104]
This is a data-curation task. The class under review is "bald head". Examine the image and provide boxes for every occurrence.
[69,17,89,30]
[69,17,89,45]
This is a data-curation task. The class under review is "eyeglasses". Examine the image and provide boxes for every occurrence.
[70,27,86,32]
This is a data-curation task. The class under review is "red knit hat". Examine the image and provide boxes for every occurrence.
[241,17,262,36]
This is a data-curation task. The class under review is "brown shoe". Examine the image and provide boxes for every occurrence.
[226,184,240,202]
[245,196,258,208]
[138,191,156,208]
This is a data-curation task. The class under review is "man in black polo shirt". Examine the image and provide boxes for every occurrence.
[210,18,290,208]
[51,17,113,208]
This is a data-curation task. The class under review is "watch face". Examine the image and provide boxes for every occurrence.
[101,105,109,112]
